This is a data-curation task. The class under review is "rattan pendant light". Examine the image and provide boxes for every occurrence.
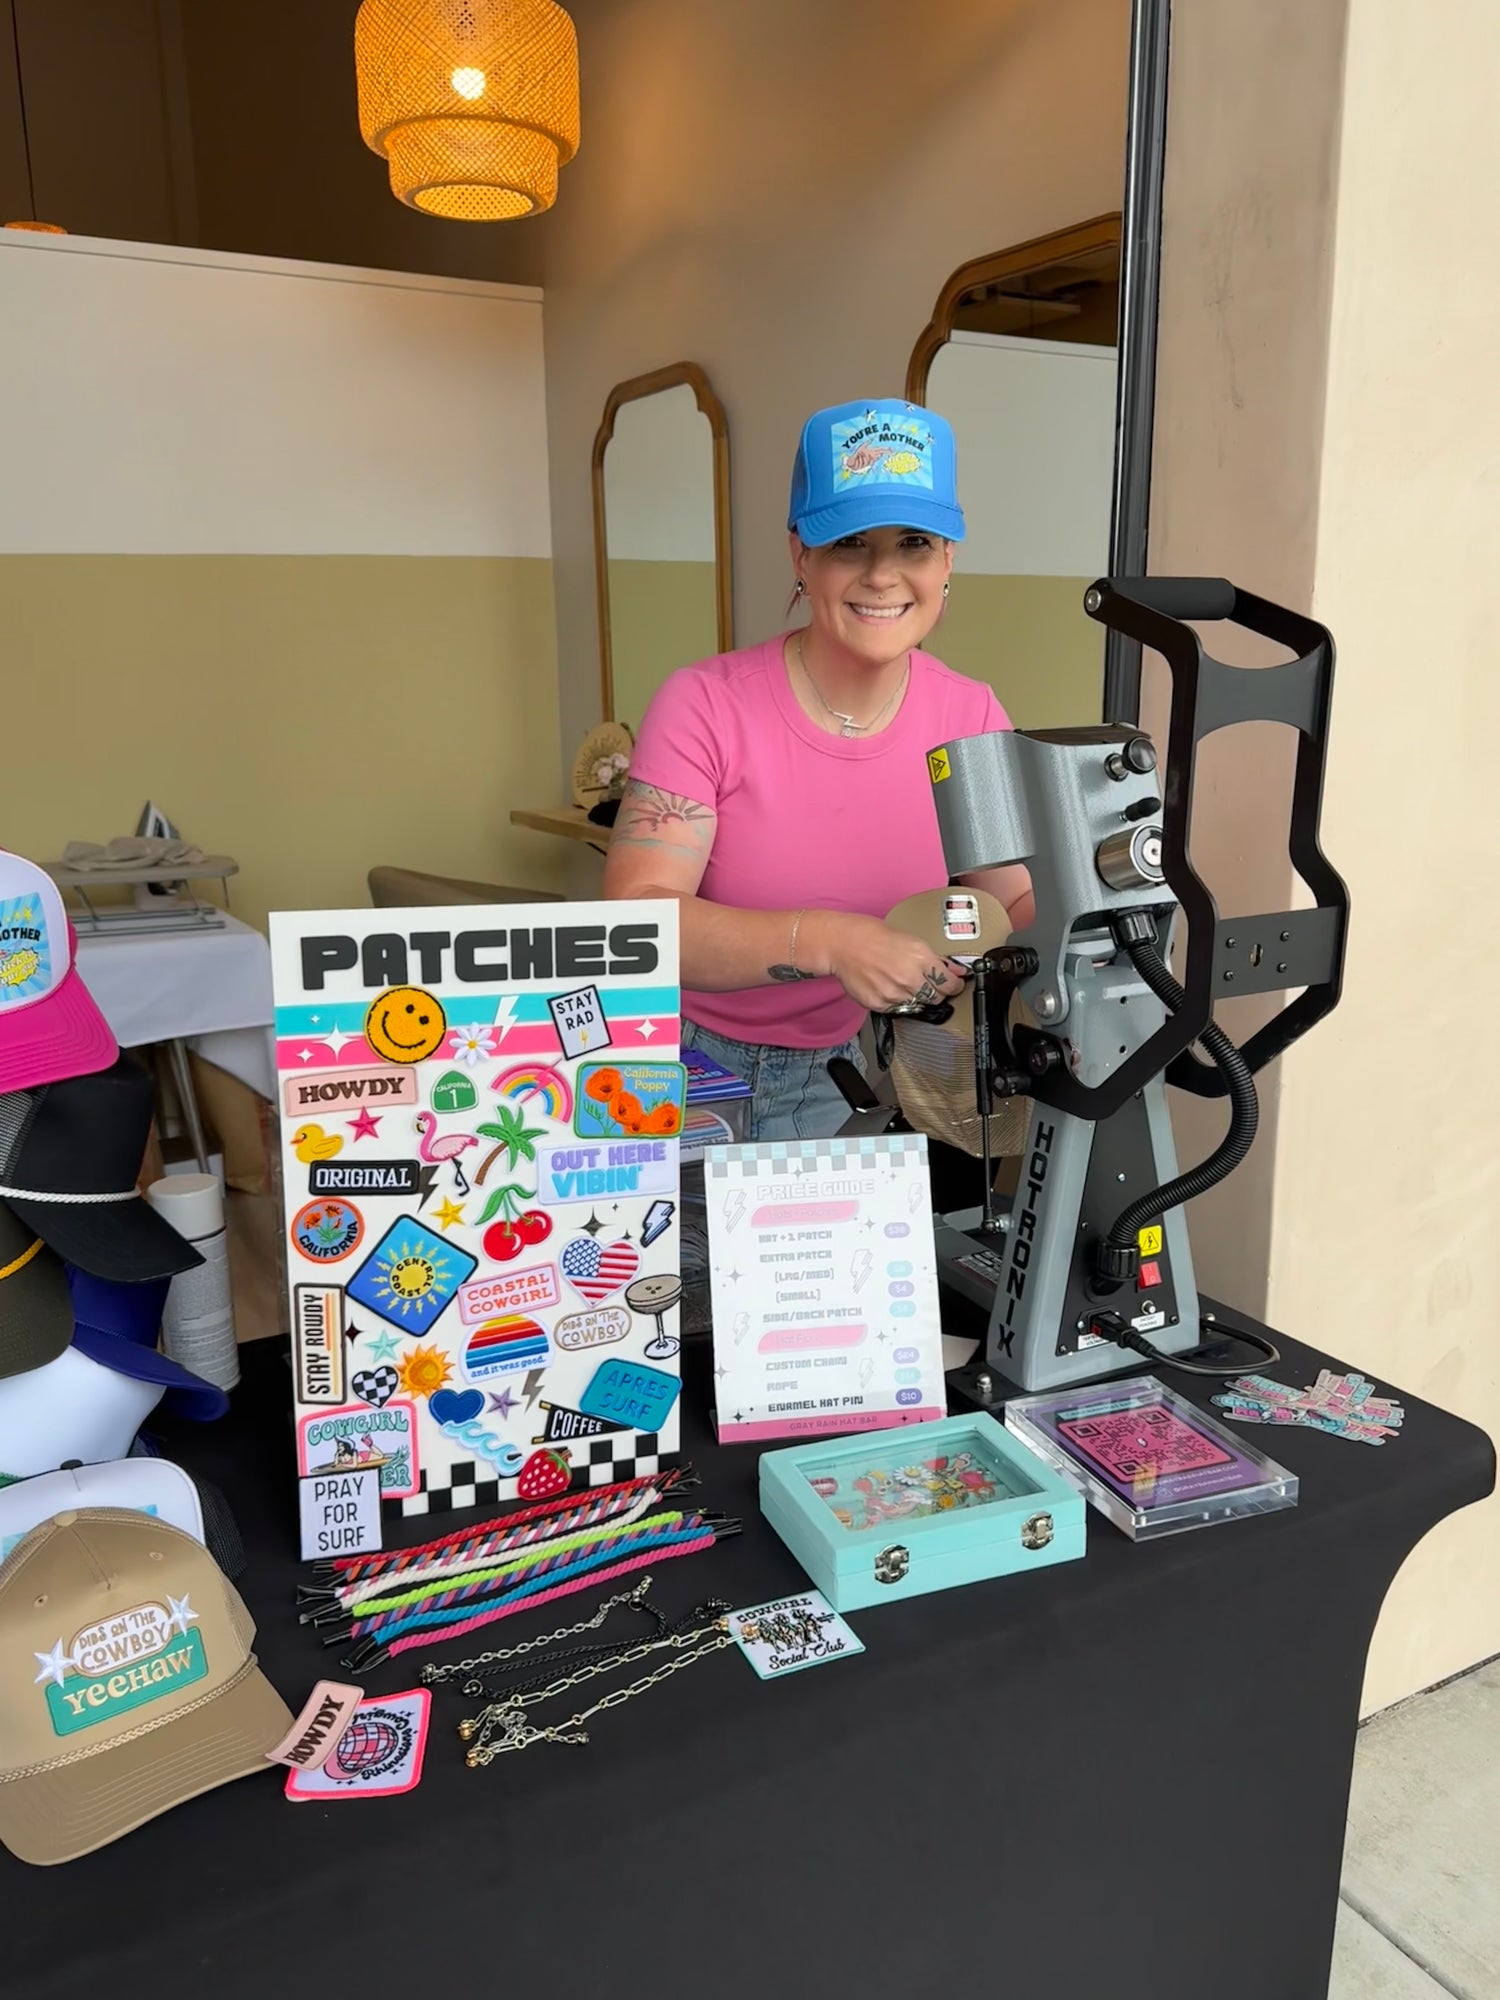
[355,0,580,221]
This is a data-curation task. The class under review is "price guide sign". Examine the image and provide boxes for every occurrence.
[706,1134,947,1444]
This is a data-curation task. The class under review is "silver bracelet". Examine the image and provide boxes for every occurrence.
[768,908,814,984]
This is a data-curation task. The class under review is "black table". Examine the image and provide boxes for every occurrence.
[14,1311,1492,2000]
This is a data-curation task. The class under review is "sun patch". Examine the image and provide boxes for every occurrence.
[344,1217,476,1336]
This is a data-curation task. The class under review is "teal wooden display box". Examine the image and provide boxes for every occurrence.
[758,1413,1086,1612]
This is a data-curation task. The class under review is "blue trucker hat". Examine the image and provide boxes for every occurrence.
[788,399,966,546]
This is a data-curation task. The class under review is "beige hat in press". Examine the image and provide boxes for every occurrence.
[0,1508,292,1865]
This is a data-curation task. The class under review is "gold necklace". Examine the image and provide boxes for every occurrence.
[795,632,908,738]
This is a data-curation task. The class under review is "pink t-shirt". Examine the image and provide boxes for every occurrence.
[627,635,1011,1048]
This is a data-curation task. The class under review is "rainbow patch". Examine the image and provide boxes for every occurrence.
[491,1063,573,1121]
[463,1315,552,1380]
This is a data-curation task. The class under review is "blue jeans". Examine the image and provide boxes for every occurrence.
[681,1021,866,1142]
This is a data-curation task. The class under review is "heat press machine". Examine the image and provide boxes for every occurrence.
[886,577,1348,1398]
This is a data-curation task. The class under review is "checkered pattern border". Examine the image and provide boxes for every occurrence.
[390,1429,678,1516]
[706,1133,928,1178]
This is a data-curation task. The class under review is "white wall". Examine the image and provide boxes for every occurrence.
[603,383,717,561]
[0,231,550,557]
[926,333,1117,576]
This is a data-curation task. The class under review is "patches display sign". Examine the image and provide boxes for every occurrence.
[271,900,682,1523]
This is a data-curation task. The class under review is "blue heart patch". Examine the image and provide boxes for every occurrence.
[430,1388,484,1427]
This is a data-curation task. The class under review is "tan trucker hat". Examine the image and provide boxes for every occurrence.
[0,1508,292,1865]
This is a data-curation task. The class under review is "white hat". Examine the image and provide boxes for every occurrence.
[0,1458,205,1562]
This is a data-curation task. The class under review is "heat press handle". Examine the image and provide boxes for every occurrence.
[1093,576,1237,623]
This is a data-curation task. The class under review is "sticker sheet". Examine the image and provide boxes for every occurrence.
[269,901,683,1524]
[707,1135,947,1444]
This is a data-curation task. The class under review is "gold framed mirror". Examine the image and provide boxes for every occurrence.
[592,362,734,731]
[903,216,1121,728]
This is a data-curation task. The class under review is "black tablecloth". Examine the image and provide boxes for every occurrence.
[12,1310,1493,2000]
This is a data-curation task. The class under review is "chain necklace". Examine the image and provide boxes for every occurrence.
[460,1619,734,1765]
[420,1578,659,1690]
[795,631,908,738]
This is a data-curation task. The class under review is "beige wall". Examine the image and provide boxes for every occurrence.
[1153,0,1500,1709]
[1273,0,1500,1711]
[540,0,1131,790]
[1146,0,1349,1320]
[0,556,566,930]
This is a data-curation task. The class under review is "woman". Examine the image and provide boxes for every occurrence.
[603,397,1033,1140]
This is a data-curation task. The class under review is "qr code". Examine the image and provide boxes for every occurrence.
[1057,1405,1232,1482]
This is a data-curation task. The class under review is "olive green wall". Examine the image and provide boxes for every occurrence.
[0,555,566,930]
[934,574,1103,725]
[605,559,719,734]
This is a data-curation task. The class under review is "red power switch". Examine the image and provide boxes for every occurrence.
[1138,1260,1161,1290]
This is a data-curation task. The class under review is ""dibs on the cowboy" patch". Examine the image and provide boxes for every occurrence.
[35,1596,207,1737]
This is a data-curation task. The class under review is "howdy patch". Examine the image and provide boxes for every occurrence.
[282,1069,418,1118]
[36,1597,207,1738]
[831,409,934,490]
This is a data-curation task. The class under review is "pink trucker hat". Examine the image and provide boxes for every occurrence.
[0,852,117,1093]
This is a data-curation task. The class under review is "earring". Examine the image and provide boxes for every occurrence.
[795,578,806,597]
[942,581,950,597]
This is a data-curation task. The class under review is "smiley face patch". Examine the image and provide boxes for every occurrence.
[364,987,447,1065]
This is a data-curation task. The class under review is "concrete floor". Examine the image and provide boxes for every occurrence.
[1331,1657,1500,1998]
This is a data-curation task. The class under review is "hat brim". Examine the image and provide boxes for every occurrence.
[70,1320,230,1421]
[0,1230,74,1382]
[0,1661,291,1866]
[14,1193,204,1283]
[0,958,118,1096]
[793,493,967,547]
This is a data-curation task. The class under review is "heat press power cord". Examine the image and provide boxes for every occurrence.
[1093,913,1278,1374]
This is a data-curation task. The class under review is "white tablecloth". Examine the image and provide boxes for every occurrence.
[75,915,276,1099]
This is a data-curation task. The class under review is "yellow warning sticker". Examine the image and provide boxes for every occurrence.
[928,748,951,784]
[1138,1226,1163,1257]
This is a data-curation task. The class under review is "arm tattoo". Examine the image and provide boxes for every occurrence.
[767,963,815,983]
[612,782,715,850]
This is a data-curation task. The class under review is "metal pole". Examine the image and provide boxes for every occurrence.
[1103,0,1172,726]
